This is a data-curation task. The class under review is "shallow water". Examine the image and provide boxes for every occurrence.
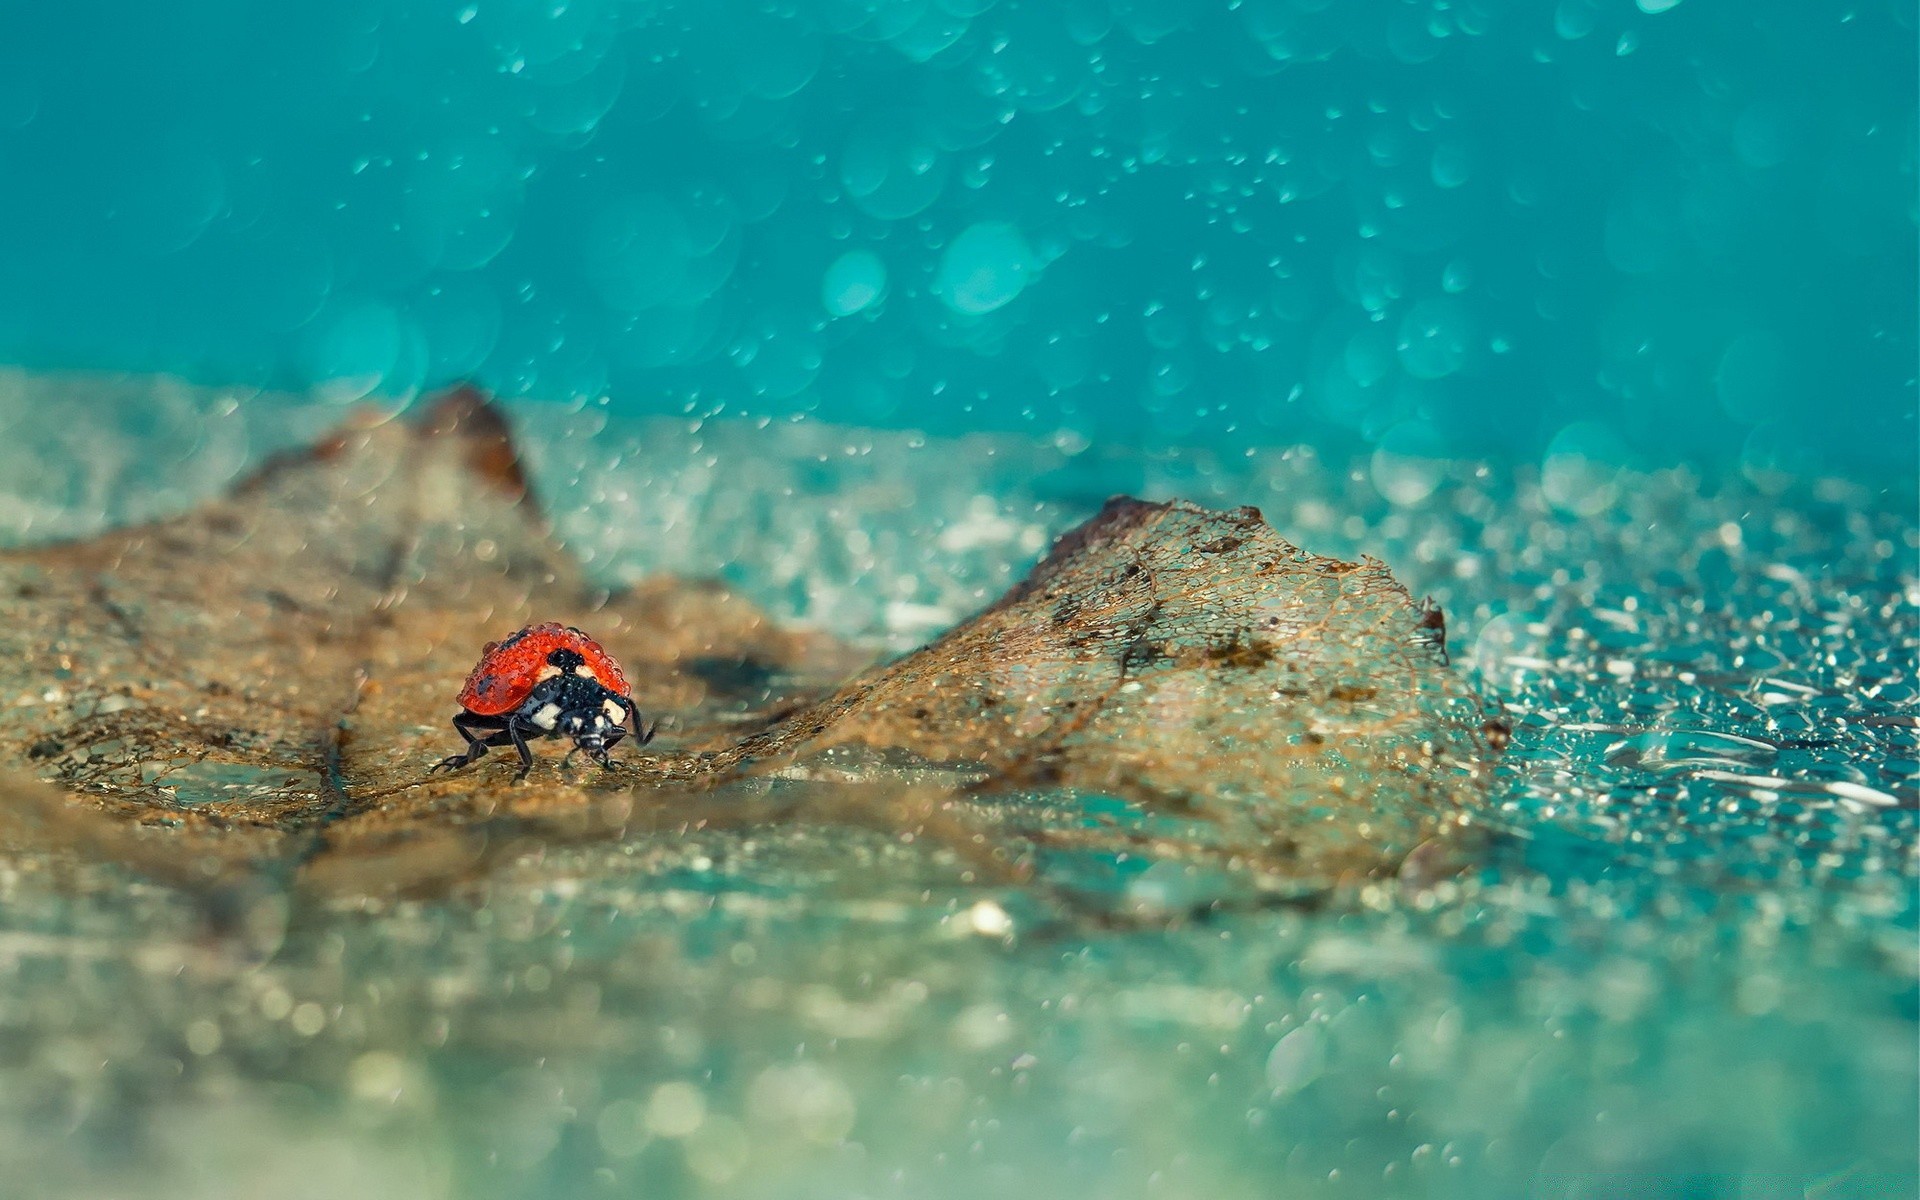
[0,375,1912,1198]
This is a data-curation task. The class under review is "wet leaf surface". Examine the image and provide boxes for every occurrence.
[0,389,1496,911]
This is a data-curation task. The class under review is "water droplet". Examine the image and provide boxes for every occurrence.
[596,1098,652,1157]
[1371,422,1449,505]
[645,1082,708,1138]
[841,113,949,220]
[1266,1025,1326,1096]
[1554,0,1598,39]
[934,221,1038,315]
[1541,421,1627,516]
[303,302,406,403]
[822,249,887,317]
[1429,142,1472,189]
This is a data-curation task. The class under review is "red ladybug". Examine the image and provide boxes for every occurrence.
[431,623,655,780]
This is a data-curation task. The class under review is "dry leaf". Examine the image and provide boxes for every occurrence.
[0,388,1499,911]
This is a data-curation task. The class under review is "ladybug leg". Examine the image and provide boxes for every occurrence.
[506,716,538,782]
[596,725,628,769]
[432,712,510,774]
[635,710,658,746]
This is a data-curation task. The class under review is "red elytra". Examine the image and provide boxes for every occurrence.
[455,623,632,716]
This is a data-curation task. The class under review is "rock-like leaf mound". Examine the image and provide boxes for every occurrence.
[0,390,1498,908]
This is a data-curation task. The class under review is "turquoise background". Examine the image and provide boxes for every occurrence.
[0,0,1912,473]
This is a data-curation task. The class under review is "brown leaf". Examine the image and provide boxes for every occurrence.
[0,388,1498,911]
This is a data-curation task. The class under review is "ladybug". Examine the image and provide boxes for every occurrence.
[430,623,655,780]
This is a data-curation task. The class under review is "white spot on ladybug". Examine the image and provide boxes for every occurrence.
[531,703,562,730]
[536,665,562,683]
[602,698,627,721]
[574,664,598,680]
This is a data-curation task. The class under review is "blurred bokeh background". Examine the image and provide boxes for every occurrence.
[0,0,1912,478]
[0,7,1914,1199]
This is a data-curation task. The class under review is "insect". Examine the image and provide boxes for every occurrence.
[430,623,655,781]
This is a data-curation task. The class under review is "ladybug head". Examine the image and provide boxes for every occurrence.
[557,694,628,755]
[524,645,633,762]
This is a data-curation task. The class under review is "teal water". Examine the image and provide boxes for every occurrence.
[0,1,1915,1197]
[0,1,1913,473]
